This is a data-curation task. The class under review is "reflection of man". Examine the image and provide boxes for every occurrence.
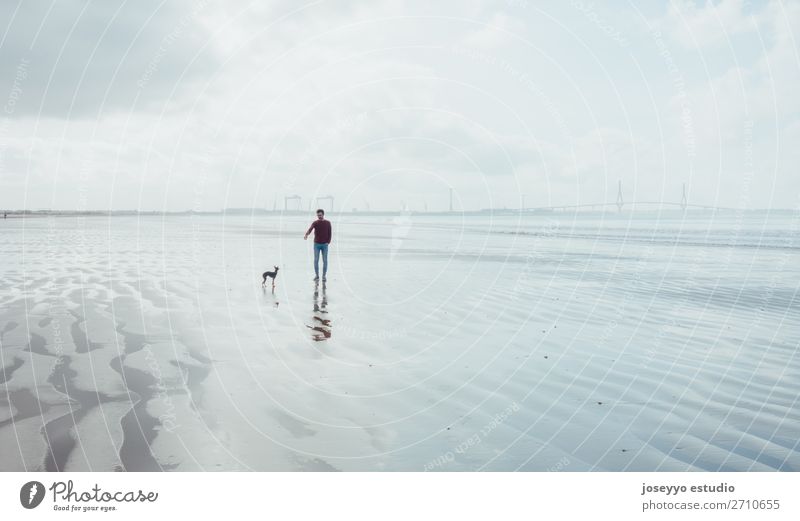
[390,208,412,260]
[303,209,332,282]
[314,282,327,313]
[310,281,331,341]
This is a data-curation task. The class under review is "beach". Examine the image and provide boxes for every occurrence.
[1,211,798,471]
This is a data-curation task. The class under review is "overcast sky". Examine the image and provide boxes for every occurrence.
[0,0,798,211]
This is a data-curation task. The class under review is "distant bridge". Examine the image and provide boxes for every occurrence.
[518,182,739,213]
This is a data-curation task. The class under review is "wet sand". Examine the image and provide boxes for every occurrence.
[0,213,798,471]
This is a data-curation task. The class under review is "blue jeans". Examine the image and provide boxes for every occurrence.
[313,243,329,277]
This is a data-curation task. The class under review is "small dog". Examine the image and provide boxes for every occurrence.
[262,266,279,288]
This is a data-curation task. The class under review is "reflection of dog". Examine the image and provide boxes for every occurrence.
[262,266,279,288]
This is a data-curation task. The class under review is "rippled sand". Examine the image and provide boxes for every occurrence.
[1,212,798,471]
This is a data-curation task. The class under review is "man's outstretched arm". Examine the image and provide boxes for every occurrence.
[303,222,314,240]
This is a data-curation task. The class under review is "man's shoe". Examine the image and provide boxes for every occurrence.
[322,277,327,282]
[313,276,319,281]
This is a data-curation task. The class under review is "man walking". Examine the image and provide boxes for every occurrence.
[304,208,332,281]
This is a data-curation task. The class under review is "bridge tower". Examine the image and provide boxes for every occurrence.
[616,180,624,211]
[316,195,334,212]
[680,183,688,210]
[284,194,301,211]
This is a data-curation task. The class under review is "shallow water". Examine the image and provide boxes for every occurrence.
[1,211,799,471]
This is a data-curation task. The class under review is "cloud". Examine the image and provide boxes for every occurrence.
[663,0,762,48]
[0,1,797,210]
[461,12,528,49]
[0,0,217,118]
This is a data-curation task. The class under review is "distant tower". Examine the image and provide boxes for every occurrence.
[316,195,334,213]
[284,195,301,211]
[521,194,526,211]
[616,180,624,212]
[680,183,688,210]
[449,188,453,212]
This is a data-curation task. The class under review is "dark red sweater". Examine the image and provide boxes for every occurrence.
[307,219,332,244]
